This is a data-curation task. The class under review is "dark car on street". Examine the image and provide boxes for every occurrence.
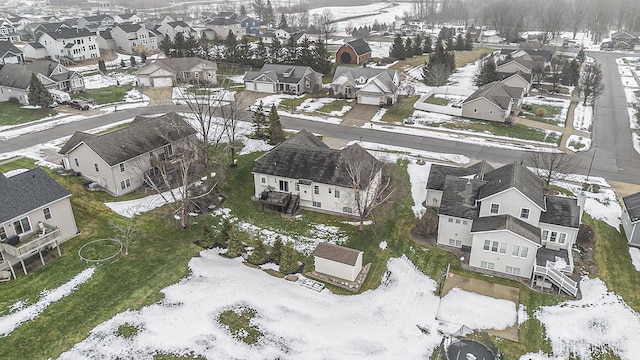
[68,100,90,110]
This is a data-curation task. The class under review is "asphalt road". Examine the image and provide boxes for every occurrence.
[1,52,639,184]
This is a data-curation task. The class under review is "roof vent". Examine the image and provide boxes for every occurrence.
[283,68,294,78]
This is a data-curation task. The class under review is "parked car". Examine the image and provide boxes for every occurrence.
[68,100,90,110]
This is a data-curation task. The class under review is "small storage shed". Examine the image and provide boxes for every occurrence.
[314,242,363,282]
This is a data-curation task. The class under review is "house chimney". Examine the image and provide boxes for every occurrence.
[577,191,587,224]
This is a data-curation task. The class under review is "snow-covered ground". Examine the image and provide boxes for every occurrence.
[573,103,593,132]
[105,188,185,218]
[83,73,137,90]
[630,248,640,272]
[522,96,571,128]
[566,134,591,152]
[437,288,517,331]
[309,3,412,36]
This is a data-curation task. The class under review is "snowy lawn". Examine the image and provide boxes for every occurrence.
[573,103,593,132]
[437,288,517,331]
[630,248,640,272]
[566,134,591,152]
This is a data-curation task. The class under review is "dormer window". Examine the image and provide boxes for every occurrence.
[283,68,294,78]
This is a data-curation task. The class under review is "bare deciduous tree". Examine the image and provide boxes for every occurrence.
[482,0,524,42]
[526,151,580,189]
[343,145,394,231]
[579,62,605,106]
[536,0,567,44]
[111,217,140,256]
[316,9,337,44]
[568,0,588,39]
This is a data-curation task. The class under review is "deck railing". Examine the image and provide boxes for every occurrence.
[533,264,578,297]
[2,228,62,259]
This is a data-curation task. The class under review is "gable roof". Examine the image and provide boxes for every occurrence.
[59,131,94,154]
[252,130,380,189]
[426,161,494,191]
[463,81,523,110]
[0,41,22,57]
[83,14,113,22]
[0,168,71,223]
[59,112,197,166]
[114,23,143,33]
[206,18,240,26]
[314,242,361,266]
[244,64,322,84]
[0,60,65,89]
[45,28,95,40]
[478,162,545,209]
[439,176,486,219]
[623,192,640,223]
[498,70,532,83]
[345,38,371,56]
[136,57,217,76]
[470,214,541,244]
[540,195,580,228]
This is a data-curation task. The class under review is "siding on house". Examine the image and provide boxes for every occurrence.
[469,230,540,278]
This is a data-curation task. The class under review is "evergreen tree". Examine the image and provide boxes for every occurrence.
[240,5,247,16]
[284,36,298,64]
[298,37,314,67]
[130,56,136,67]
[264,0,275,27]
[184,35,198,57]
[268,104,285,144]
[28,74,53,108]
[576,48,585,63]
[159,36,174,57]
[141,52,147,64]
[413,34,423,56]
[252,101,268,139]
[404,37,413,59]
[390,34,405,60]
[271,236,283,264]
[174,32,186,57]
[237,36,252,65]
[423,36,432,53]
[465,32,474,50]
[98,59,107,73]
[252,0,266,22]
[217,217,233,248]
[269,37,282,63]
[248,240,269,265]
[561,59,580,86]
[223,30,238,62]
[201,224,216,248]
[473,58,499,86]
[446,37,454,51]
[225,226,244,258]
[120,58,126,67]
[279,244,298,274]
[278,13,288,29]
[311,40,331,75]
[455,33,466,51]
[253,38,267,67]
[422,42,456,86]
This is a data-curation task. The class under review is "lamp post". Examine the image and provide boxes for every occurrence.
[586,146,598,182]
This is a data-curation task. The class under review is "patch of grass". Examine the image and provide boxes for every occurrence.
[0,157,37,173]
[0,102,57,126]
[154,353,206,360]
[278,95,308,112]
[73,84,132,104]
[116,324,139,338]
[381,96,419,123]
[95,121,132,134]
[550,185,575,197]
[390,48,491,70]
[569,140,586,150]
[521,105,564,125]
[263,268,284,278]
[424,95,449,106]
[218,307,263,345]
[588,214,640,311]
[433,118,562,144]
[318,99,347,113]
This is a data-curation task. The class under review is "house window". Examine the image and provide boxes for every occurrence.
[473,108,478,113]
[520,246,529,259]
[295,183,300,191]
[13,217,31,235]
[462,220,468,225]
[43,207,51,220]
[499,243,507,254]
[449,239,462,247]
[490,203,499,214]
[506,266,520,275]
[74,158,79,166]
[312,201,321,208]
[520,208,530,219]
[334,189,340,198]
[0,226,6,240]
[512,244,520,256]
[94,163,99,172]
[343,207,353,214]
[489,110,494,115]
[314,185,319,194]
[448,218,454,223]
[549,232,557,242]
[559,233,567,244]
[480,261,494,270]
[483,240,491,251]
[279,180,289,192]
[261,177,266,184]
[541,230,549,241]
[164,144,173,156]
[120,178,131,190]
[491,241,499,252]
[120,163,125,172]
[455,219,461,224]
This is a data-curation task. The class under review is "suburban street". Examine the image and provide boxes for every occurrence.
[1,52,639,184]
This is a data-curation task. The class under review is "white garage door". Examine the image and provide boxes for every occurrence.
[137,77,152,87]
[152,77,173,87]
[358,94,381,105]
[255,82,275,93]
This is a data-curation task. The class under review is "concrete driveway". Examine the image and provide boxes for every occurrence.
[342,103,381,127]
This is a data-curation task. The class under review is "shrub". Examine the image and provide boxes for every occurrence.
[8,96,20,104]
[415,207,439,236]
[248,240,269,265]
[278,244,298,274]
[536,107,547,117]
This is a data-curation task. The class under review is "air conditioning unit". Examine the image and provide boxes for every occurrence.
[88,182,100,191]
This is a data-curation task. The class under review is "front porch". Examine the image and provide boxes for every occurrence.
[1,223,63,275]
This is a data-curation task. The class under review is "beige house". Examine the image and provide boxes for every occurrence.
[314,242,363,282]
[243,64,323,95]
[252,130,382,217]
[330,66,400,105]
[496,57,534,75]
[136,57,217,88]
[461,81,524,122]
[498,71,532,93]
[427,161,585,296]
[58,112,198,197]
[0,168,78,277]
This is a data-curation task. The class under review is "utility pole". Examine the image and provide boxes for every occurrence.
[586,146,598,182]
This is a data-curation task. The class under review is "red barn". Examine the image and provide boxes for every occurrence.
[335,38,372,65]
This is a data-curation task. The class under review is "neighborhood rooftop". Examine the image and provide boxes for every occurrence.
[314,242,361,266]
[470,214,542,244]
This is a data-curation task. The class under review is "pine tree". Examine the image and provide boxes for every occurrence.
[390,34,405,60]
[140,52,147,64]
[268,104,285,145]
[271,236,283,264]
[201,224,216,248]
[174,32,186,57]
[298,37,314,67]
[473,58,499,86]
[284,36,298,64]
[248,240,269,265]
[28,74,53,108]
[278,13,288,29]
[130,56,136,67]
[264,0,275,27]
[561,59,580,86]
[446,37,454,51]
[404,37,413,59]
[269,37,282,63]
[226,226,244,258]
[223,30,238,62]
[576,48,585,63]
[311,40,331,75]
[217,217,233,248]
[423,36,432,54]
[279,244,298,274]
[413,34,423,56]
[455,33,465,51]
[252,101,268,139]
[465,32,473,50]
[159,36,174,57]
[237,36,252,65]
[98,59,107,73]
[240,5,247,16]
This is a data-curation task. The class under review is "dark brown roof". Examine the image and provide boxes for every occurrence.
[314,242,361,266]
[60,112,197,166]
[470,214,541,244]
[58,131,94,154]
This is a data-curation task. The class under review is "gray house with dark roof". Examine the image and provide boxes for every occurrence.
[0,60,84,103]
[0,41,24,65]
[0,168,78,277]
[59,112,198,197]
[462,81,524,122]
[331,66,400,105]
[252,130,382,216]
[244,64,323,95]
[427,161,585,296]
[622,192,640,246]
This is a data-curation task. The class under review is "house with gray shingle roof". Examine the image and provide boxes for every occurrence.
[24,28,100,63]
[622,192,640,246]
[427,161,585,296]
[461,81,524,122]
[252,130,382,216]
[244,64,323,95]
[0,168,78,277]
[109,24,157,53]
[0,41,23,65]
[331,66,400,105]
[58,112,198,197]
[0,60,84,104]
[135,57,217,87]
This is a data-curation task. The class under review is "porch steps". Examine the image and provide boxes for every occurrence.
[533,265,578,297]
[286,194,300,216]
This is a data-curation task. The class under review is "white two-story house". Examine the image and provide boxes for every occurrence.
[252,130,382,217]
[427,161,585,296]
[58,112,198,197]
[156,21,196,41]
[110,24,157,53]
[24,28,100,62]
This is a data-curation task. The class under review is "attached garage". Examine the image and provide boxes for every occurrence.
[358,94,381,105]
[151,76,173,87]
[254,82,276,93]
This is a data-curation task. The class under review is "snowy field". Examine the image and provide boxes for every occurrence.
[573,103,594,132]
[309,3,413,36]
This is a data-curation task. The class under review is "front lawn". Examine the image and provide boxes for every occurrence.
[425,95,449,106]
[0,157,38,173]
[73,84,132,104]
[381,96,419,123]
[520,104,564,126]
[318,99,347,113]
[390,47,491,70]
[432,118,562,144]
[0,102,57,126]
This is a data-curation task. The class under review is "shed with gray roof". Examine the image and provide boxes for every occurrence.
[314,242,363,282]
